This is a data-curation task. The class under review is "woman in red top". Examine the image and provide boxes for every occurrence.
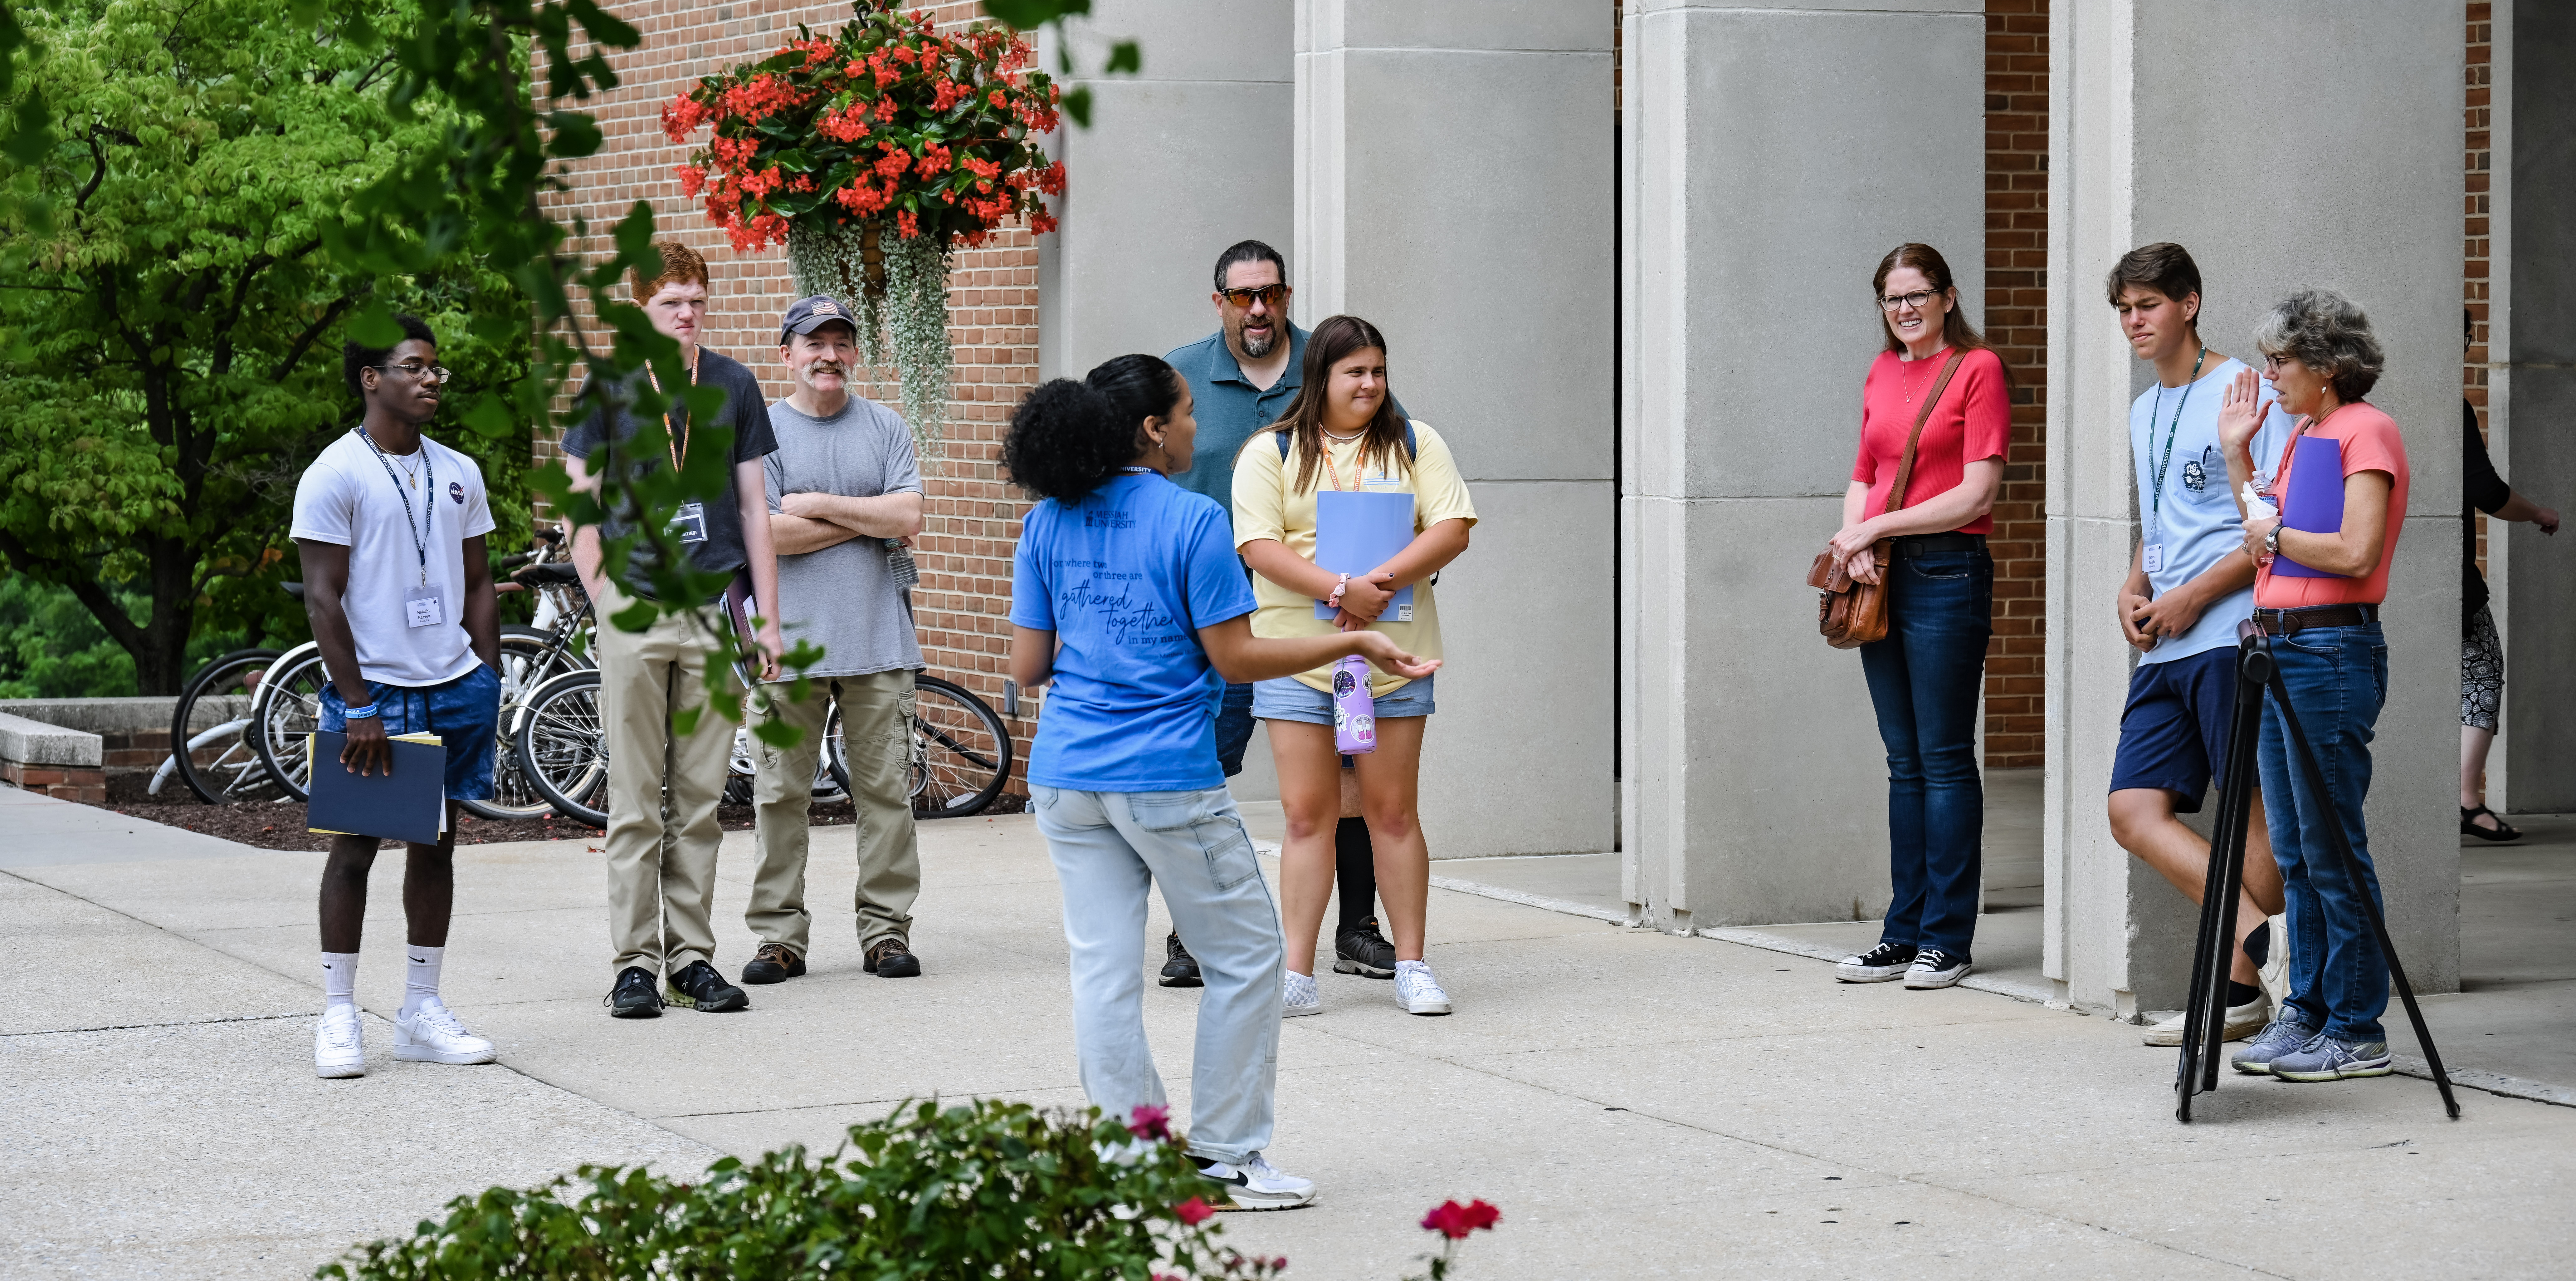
[1823,243,2012,992]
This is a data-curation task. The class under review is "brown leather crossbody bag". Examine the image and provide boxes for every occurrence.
[1808,348,1967,649]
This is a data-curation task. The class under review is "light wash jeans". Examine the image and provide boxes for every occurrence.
[1033,783,1284,1164]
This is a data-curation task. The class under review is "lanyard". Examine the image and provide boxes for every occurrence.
[1319,433,1365,492]
[2145,347,2207,542]
[643,350,700,471]
[356,426,435,587]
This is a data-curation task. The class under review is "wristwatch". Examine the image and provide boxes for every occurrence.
[2263,524,2283,556]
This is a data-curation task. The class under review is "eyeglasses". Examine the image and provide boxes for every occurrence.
[1877,289,1944,312]
[2261,353,2302,373]
[373,362,453,385]
[1218,284,1289,309]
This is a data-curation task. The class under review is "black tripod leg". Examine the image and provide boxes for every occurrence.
[2177,637,2264,1121]
[2263,666,2463,1120]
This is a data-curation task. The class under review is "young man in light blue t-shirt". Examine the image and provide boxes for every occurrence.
[2104,243,2294,1046]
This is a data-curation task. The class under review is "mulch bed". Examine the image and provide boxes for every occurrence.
[91,771,853,852]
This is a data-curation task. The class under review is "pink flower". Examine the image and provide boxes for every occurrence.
[1173,1196,1216,1227]
[1126,1104,1171,1140]
[1421,1199,1501,1240]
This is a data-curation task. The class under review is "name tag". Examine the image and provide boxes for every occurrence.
[404,584,445,628]
[668,501,710,545]
[2142,543,2165,575]
[1394,604,1414,623]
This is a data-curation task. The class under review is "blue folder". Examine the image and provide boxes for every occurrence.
[306,729,448,845]
[1313,490,1417,621]
[2273,434,2349,579]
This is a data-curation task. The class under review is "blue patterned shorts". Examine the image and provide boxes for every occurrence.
[318,664,502,801]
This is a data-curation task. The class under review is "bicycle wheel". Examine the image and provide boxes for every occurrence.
[251,645,330,803]
[910,676,1013,818]
[462,628,586,821]
[170,648,284,805]
[824,699,850,798]
[514,668,609,827]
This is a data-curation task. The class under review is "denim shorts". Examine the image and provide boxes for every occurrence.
[318,664,502,802]
[1252,672,1435,726]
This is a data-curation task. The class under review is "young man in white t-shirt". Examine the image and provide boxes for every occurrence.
[2104,243,2292,1046]
[289,315,504,1078]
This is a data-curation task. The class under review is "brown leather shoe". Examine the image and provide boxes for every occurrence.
[741,943,805,985]
[865,937,921,978]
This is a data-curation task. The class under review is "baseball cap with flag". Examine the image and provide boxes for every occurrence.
[779,295,859,344]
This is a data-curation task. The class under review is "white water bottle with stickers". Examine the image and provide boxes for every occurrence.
[1332,655,1376,754]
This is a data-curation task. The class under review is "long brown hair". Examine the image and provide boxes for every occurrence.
[1259,314,1411,495]
[1873,242,1998,365]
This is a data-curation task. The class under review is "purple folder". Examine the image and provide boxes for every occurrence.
[1313,490,1417,619]
[2273,434,2348,579]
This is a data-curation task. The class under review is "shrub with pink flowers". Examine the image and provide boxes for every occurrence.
[660,0,1067,446]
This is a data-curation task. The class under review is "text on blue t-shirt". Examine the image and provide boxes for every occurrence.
[1010,471,1260,791]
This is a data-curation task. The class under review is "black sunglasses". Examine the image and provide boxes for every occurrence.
[1218,284,1289,308]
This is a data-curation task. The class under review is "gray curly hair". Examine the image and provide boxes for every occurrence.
[2252,288,2384,402]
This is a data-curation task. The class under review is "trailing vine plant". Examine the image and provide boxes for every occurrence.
[661,0,1067,452]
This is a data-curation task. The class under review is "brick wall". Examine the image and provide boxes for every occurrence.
[535,0,1043,790]
[1,763,105,804]
[1983,0,2048,769]
[2465,2,2490,577]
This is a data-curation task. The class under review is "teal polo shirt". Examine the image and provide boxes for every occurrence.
[1164,323,1406,531]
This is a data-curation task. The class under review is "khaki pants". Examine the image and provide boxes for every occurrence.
[748,669,920,955]
[596,583,740,977]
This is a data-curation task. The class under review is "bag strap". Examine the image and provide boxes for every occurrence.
[1883,349,1969,514]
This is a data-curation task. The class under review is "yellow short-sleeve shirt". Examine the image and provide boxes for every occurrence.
[1230,420,1477,694]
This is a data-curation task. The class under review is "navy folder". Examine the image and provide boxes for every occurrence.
[305,729,447,845]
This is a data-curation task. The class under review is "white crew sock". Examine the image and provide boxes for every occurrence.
[402,945,445,1018]
[321,951,359,1011]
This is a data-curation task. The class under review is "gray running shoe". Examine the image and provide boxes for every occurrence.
[2268,1034,2393,1082]
[2229,1015,2317,1075]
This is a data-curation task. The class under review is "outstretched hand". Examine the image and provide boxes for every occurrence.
[2217,367,2274,455]
[1349,631,1440,681]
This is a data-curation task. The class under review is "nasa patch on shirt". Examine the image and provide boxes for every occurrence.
[449,480,466,505]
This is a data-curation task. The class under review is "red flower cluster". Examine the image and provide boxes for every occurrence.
[1421,1199,1501,1240]
[1125,1104,1171,1141]
[661,0,1063,253]
[1172,1196,1216,1227]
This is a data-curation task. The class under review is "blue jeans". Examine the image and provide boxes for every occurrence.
[1033,784,1284,1164]
[1857,547,1992,960]
[1215,682,1255,779]
[2256,623,2389,1041]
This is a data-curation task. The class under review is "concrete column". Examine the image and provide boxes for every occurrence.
[2046,0,2462,1017]
[2497,0,2576,812]
[1290,1,1615,859]
[1621,0,1985,930]
[1036,2,1295,379]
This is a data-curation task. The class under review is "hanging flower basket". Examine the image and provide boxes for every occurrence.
[662,0,1066,451]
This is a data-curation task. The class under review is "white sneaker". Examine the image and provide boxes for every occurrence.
[392,999,498,1065]
[2141,994,2271,1046]
[1281,971,1321,1018]
[1902,949,1971,989]
[315,1004,365,1079]
[1393,960,1451,1015]
[1194,1151,1317,1210]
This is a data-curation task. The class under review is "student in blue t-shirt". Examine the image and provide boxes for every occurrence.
[2104,243,2296,1047]
[1005,355,1434,1212]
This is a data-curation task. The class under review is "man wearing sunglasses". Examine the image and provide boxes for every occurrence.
[1158,240,1406,990]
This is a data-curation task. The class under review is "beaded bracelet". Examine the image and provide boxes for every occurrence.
[344,703,380,720]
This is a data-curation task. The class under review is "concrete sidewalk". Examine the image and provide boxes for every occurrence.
[4,787,2572,1279]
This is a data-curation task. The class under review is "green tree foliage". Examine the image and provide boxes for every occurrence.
[0,0,530,694]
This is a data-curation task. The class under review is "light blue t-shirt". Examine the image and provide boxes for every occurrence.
[1010,471,1260,791]
[2130,356,2292,663]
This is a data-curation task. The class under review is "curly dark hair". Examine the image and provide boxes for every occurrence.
[343,314,438,398]
[1002,355,1185,503]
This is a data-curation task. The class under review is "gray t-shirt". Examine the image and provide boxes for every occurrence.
[764,395,925,678]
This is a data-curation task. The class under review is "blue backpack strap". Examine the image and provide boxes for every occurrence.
[1276,428,1290,459]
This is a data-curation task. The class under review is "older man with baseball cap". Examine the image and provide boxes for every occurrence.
[741,294,931,984]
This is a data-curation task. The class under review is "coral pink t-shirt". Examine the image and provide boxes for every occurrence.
[1851,346,2012,535]
[2253,402,2409,609]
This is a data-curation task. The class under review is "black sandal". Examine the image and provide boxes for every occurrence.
[2461,805,2522,842]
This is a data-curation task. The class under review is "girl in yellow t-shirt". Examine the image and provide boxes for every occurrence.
[1232,314,1476,1018]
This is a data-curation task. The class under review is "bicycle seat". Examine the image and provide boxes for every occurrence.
[282,582,305,601]
[518,561,582,586]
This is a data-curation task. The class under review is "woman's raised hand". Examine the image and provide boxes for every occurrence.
[2217,366,2272,454]
[1351,631,1440,680]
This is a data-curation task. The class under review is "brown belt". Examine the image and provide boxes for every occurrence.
[2252,603,2379,635]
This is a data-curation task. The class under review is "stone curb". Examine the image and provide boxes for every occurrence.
[0,711,103,768]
